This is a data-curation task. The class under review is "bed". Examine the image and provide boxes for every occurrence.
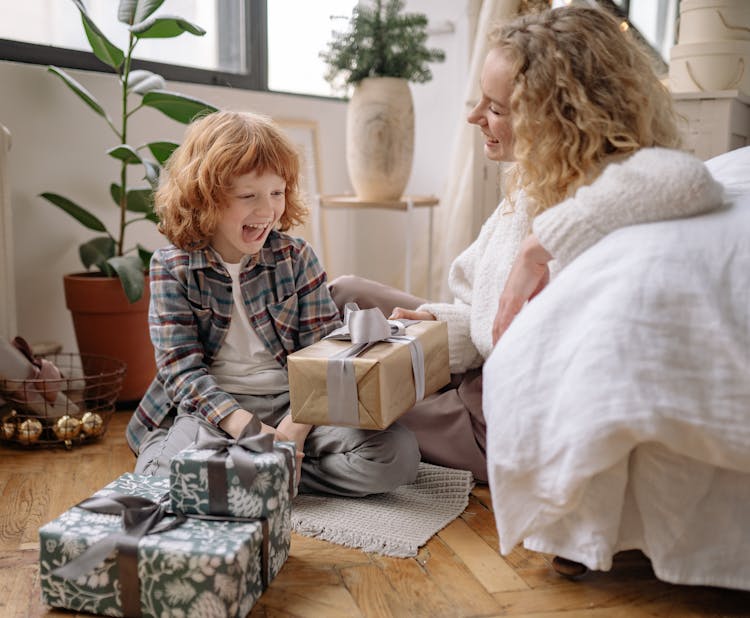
[483,146,750,590]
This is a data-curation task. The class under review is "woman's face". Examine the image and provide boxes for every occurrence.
[468,48,515,162]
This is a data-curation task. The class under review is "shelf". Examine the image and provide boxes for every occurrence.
[318,195,439,211]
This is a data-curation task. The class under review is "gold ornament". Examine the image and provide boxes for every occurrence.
[1,410,18,440]
[80,412,104,437]
[17,418,43,445]
[53,415,82,441]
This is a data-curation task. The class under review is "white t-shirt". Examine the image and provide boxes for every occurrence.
[210,258,288,395]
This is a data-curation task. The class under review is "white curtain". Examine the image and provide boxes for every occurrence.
[430,0,521,301]
[0,123,15,340]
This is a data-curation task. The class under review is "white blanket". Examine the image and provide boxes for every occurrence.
[483,148,750,590]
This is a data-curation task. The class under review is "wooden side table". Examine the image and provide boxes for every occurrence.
[316,195,439,297]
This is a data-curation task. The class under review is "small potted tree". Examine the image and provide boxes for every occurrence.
[41,0,218,400]
[321,0,445,201]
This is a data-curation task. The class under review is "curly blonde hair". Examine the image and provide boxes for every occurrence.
[491,6,681,214]
[156,110,307,250]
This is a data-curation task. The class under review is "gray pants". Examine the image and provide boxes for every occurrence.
[135,391,420,497]
[328,274,488,482]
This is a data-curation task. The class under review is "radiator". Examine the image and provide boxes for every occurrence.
[0,123,16,340]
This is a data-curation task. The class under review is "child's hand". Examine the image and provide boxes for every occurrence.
[276,416,311,489]
[259,422,282,439]
[276,416,311,454]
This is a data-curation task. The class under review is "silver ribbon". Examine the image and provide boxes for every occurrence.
[51,494,185,618]
[324,303,425,425]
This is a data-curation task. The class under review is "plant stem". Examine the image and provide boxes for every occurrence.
[117,34,136,257]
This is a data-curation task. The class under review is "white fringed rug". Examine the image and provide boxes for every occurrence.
[291,463,475,557]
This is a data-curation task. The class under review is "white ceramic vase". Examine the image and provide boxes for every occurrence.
[346,77,414,202]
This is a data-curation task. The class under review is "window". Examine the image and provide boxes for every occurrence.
[267,0,358,97]
[0,0,358,97]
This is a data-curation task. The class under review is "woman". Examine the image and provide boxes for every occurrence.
[329,6,723,488]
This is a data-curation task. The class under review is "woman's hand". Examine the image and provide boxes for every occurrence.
[390,308,436,321]
[492,234,552,345]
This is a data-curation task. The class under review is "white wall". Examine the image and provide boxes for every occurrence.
[345,0,473,295]
[0,0,472,351]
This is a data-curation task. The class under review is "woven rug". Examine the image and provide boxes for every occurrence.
[291,463,475,557]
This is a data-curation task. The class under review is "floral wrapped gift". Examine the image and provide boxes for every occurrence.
[39,472,290,618]
[288,305,450,429]
[170,425,296,518]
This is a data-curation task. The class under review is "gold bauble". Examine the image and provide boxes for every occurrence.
[80,412,104,437]
[53,415,82,441]
[1,410,18,440]
[17,418,43,445]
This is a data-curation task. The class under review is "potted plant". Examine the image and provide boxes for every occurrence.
[40,0,218,401]
[320,0,445,201]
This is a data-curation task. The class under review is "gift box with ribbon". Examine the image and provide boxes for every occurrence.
[39,472,288,618]
[288,304,450,429]
[170,423,296,520]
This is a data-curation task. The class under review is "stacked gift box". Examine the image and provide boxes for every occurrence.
[39,430,296,617]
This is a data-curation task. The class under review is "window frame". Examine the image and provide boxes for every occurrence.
[0,0,268,91]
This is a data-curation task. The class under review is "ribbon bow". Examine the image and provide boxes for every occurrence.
[194,423,295,512]
[323,303,426,426]
[52,494,185,618]
[194,424,275,515]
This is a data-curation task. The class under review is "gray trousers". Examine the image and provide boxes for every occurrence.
[328,274,488,482]
[135,390,420,497]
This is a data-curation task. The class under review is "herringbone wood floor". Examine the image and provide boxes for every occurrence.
[2,412,750,617]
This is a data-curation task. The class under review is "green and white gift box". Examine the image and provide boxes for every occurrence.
[39,472,290,617]
[169,425,296,519]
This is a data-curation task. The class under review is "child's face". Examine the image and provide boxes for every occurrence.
[211,170,286,263]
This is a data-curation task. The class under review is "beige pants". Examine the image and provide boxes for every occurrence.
[328,275,488,482]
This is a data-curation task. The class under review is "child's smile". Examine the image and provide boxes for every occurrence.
[212,170,286,263]
[242,220,273,243]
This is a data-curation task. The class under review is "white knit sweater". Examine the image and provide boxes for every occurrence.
[420,147,724,373]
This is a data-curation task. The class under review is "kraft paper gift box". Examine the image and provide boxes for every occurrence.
[288,306,450,429]
[170,424,296,518]
[39,472,290,618]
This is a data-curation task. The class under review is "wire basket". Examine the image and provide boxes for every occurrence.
[0,353,126,449]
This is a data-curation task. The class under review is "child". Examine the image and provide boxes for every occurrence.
[127,110,419,497]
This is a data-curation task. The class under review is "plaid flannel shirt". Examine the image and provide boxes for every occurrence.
[126,231,341,452]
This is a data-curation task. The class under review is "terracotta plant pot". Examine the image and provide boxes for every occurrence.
[63,273,155,402]
[346,77,414,201]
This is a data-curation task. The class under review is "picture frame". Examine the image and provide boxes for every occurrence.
[275,118,328,266]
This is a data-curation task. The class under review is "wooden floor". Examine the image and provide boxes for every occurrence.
[2,411,750,618]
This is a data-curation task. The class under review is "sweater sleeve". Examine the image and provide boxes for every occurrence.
[417,206,505,373]
[532,147,725,267]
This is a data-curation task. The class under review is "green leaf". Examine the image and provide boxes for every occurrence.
[127,188,154,213]
[144,210,160,224]
[137,244,153,270]
[108,255,146,302]
[142,159,160,189]
[80,236,116,273]
[142,90,218,124]
[127,69,166,94]
[145,141,179,165]
[130,15,206,39]
[73,0,125,70]
[47,67,111,122]
[39,192,108,232]
[107,144,142,164]
[110,184,153,213]
[118,0,165,25]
